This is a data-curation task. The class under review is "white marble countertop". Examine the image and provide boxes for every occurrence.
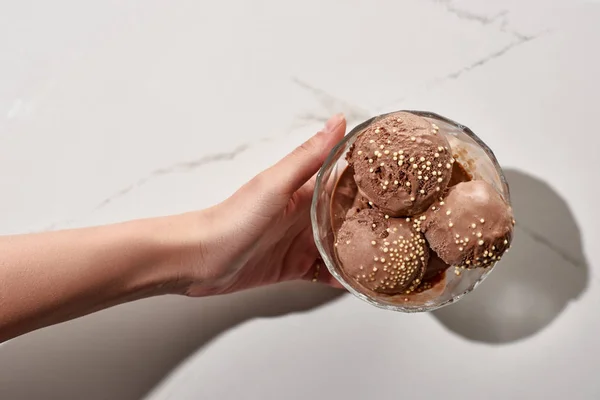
[1,0,599,399]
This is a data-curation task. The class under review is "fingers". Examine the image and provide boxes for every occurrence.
[264,114,346,197]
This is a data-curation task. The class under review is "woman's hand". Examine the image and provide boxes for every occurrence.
[0,114,346,342]
[184,114,346,296]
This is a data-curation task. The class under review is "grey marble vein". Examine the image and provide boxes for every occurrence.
[515,223,585,269]
[93,144,251,211]
[379,31,545,111]
[41,143,255,231]
[435,0,504,25]
[290,77,371,128]
[432,0,531,40]
[444,35,535,81]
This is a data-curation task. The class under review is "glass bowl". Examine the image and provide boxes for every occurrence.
[311,110,511,312]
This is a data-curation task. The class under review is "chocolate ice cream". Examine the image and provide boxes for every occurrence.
[421,180,515,268]
[347,112,454,217]
[335,209,429,294]
[328,111,514,301]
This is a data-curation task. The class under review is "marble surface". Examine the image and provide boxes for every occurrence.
[1,0,599,398]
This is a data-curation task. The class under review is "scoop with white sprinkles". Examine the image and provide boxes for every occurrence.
[420,180,515,268]
[335,209,430,294]
[347,112,454,217]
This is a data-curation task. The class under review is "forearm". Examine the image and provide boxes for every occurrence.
[0,214,201,342]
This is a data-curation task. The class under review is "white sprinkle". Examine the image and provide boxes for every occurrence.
[446,210,451,215]
[480,218,485,223]
[449,222,454,227]
[410,136,416,142]
[478,240,484,245]
[406,182,411,187]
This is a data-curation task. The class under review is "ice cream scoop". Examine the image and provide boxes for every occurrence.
[421,180,515,268]
[335,209,429,294]
[347,111,454,217]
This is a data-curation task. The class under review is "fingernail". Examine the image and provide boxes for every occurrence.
[323,113,345,133]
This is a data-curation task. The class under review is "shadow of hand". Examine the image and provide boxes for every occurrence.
[0,283,344,400]
[432,169,588,344]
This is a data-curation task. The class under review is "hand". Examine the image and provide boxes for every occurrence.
[185,114,346,296]
[0,114,346,341]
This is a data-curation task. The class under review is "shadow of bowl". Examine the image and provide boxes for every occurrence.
[431,169,588,344]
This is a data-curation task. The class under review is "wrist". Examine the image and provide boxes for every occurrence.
[143,209,226,297]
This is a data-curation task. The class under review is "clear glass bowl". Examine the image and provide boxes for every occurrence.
[311,111,511,312]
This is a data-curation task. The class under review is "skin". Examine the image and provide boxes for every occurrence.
[0,114,346,343]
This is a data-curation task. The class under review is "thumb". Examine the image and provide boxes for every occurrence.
[265,114,346,196]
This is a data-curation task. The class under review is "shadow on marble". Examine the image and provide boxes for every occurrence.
[431,169,589,344]
[0,282,344,400]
